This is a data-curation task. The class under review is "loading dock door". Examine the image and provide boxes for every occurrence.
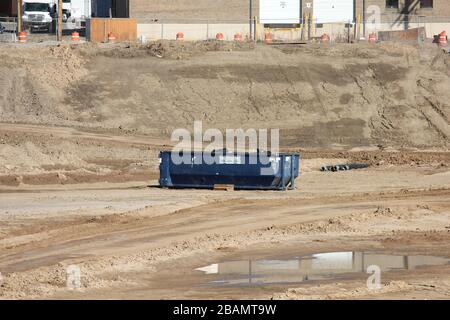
[260,0,301,24]
[313,0,354,23]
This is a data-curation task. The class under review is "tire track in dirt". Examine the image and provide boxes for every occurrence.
[1,188,449,299]
[0,189,448,274]
[0,123,171,148]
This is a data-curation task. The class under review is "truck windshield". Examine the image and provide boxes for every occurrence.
[24,3,50,12]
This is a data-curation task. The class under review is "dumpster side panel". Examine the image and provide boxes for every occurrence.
[159,151,300,190]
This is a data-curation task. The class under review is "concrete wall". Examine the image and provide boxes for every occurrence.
[138,23,251,41]
[137,21,450,42]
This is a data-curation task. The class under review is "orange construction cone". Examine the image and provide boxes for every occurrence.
[71,31,80,42]
[176,32,184,41]
[368,33,377,43]
[321,33,330,43]
[234,33,243,41]
[216,32,224,41]
[264,32,273,44]
[438,31,447,46]
[18,31,27,43]
[108,32,117,43]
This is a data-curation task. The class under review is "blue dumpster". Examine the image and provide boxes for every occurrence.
[159,150,300,190]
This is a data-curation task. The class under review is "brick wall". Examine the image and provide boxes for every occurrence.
[355,0,450,20]
[130,0,450,23]
[130,0,256,22]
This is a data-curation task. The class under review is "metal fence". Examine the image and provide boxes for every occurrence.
[135,14,449,43]
[0,15,85,43]
[0,17,17,42]
[259,14,450,43]
[1,13,449,44]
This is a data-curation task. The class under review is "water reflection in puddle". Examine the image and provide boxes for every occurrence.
[195,251,449,286]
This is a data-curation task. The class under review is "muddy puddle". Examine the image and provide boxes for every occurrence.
[195,251,450,287]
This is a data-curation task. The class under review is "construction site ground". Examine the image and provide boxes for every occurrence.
[0,40,449,299]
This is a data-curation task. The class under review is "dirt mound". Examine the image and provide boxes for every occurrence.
[1,41,449,149]
[69,42,449,149]
[0,41,449,179]
[0,44,87,124]
[77,40,255,60]
[299,150,450,166]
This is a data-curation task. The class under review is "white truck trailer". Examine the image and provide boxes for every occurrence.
[62,0,91,29]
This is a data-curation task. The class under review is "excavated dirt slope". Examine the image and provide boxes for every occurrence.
[0,41,449,180]
[0,41,449,300]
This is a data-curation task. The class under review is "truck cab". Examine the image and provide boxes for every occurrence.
[22,0,53,32]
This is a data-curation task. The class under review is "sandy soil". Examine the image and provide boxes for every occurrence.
[0,41,449,182]
[0,162,449,299]
[0,41,449,299]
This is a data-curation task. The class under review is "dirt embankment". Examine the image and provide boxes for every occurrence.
[0,40,449,300]
[1,41,449,147]
[0,41,449,183]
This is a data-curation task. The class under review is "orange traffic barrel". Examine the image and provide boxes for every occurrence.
[71,31,80,42]
[234,33,243,41]
[368,33,377,43]
[216,32,224,41]
[176,32,184,41]
[108,32,117,43]
[321,33,330,43]
[439,31,447,46]
[18,31,27,43]
[264,32,273,44]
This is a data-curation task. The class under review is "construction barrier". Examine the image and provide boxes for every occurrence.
[176,32,184,40]
[439,31,447,46]
[18,31,26,43]
[108,32,116,43]
[234,33,242,41]
[86,18,137,43]
[368,33,377,43]
[216,32,224,41]
[321,33,330,43]
[264,32,273,44]
[71,31,80,42]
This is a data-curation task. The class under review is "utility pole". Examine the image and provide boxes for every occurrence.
[57,0,62,41]
[17,0,22,33]
[362,0,366,38]
[249,0,252,40]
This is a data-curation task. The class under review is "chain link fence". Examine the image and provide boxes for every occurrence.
[1,13,448,45]
[0,16,18,42]
[0,15,86,43]
[138,18,253,42]
[257,14,449,44]
[135,14,449,44]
